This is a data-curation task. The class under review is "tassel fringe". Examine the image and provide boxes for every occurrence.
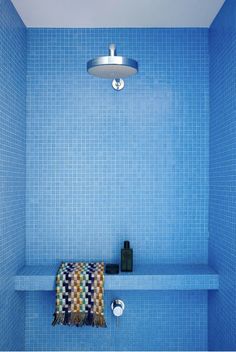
[52,312,107,328]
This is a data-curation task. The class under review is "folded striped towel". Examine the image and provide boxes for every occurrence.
[52,262,106,327]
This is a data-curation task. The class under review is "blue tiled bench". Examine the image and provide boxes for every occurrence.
[14,264,219,291]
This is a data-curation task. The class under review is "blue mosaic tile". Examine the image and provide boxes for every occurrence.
[26,28,209,266]
[25,27,209,351]
[3,0,236,348]
[0,0,26,350]
[209,0,236,350]
[25,290,207,351]
[14,264,219,291]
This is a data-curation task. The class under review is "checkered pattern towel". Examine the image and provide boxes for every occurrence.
[52,262,106,327]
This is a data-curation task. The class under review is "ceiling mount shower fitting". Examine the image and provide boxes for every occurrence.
[87,44,138,91]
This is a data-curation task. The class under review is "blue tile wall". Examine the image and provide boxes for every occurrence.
[25,28,209,351]
[0,0,26,350]
[26,28,209,266]
[209,0,236,350]
[3,2,236,349]
[25,291,207,351]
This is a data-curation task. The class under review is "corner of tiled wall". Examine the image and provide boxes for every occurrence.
[209,0,236,349]
[0,0,26,350]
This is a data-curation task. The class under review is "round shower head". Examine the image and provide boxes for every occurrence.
[87,56,138,79]
[87,44,138,90]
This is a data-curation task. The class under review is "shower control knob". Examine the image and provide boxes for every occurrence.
[112,78,124,91]
[111,299,125,317]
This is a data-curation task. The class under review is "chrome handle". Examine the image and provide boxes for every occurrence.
[111,299,125,317]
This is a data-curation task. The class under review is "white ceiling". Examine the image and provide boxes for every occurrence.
[11,0,225,28]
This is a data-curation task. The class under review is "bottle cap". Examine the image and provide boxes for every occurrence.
[124,241,130,249]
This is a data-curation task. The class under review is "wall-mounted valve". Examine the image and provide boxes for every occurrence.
[111,299,125,317]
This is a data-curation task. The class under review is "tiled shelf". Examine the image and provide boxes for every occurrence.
[14,264,219,291]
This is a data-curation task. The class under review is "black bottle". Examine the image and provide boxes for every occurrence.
[121,241,133,272]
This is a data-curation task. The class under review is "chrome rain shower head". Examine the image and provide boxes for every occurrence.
[87,44,138,90]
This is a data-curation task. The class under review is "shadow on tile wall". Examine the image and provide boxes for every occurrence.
[0,0,26,350]
[209,0,236,349]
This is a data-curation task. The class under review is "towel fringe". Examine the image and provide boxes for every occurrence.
[52,312,106,328]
